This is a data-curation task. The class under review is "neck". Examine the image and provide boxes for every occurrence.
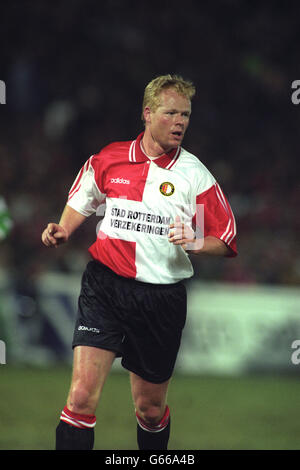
[142,128,171,158]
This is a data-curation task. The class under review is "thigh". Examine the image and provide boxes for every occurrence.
[67,345,116,414]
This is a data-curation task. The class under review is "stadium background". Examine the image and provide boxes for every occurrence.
[1,0,300,450]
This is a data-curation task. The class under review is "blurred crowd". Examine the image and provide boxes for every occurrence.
[0,1,299,287]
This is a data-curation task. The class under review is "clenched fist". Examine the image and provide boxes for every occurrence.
[41,223,69,248]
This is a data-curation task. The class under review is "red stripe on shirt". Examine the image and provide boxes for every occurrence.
[194,184,237,256]
[68,157,91,200]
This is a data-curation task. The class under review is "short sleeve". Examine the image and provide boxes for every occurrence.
[67,155,106,216]
[193,182,237,257]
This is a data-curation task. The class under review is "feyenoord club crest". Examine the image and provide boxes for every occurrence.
[159,182,175,196]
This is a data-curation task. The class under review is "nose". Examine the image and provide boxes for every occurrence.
[175,114,185,127]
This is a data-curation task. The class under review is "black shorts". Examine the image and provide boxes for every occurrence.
[72,260,187,384]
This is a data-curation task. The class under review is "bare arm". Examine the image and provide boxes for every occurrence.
[168,216,230,256]
[41,205,87,248]
[189,235,230,256]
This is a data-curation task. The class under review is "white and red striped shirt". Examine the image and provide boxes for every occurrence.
[67,132,237,284]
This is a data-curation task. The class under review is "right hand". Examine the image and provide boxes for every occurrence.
[41,223,69,248]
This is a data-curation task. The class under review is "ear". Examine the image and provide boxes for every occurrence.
[143,106,151,125]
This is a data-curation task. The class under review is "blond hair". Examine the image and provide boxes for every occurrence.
[141,74,195,122]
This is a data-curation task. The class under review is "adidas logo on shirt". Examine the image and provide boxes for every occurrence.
[111,177,130,184]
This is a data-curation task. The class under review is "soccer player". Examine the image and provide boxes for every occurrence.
[41,74,237,450]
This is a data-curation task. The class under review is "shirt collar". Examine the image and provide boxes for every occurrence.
[128,132,181,170]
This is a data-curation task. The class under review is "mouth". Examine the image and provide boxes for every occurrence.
[171,131,183,139]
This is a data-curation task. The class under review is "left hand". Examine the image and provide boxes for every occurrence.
[168,216,198,252]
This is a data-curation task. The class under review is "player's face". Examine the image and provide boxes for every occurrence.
[145,88,191,152]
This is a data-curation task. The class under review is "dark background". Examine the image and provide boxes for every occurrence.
[1,0,299,287]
